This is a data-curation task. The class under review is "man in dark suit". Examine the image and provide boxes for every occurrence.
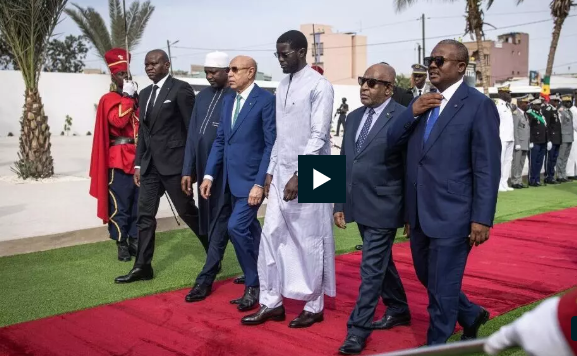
[335,63,418,355]
[199,55,276,311]
[401,39,501,345]
[115,49,208,283]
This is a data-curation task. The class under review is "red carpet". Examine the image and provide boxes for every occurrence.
[2,208,577,356]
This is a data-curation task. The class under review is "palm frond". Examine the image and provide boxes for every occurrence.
[109,0,125,48]
[64,4,112,60]
[126,1,154,50]
[0,0,68,87]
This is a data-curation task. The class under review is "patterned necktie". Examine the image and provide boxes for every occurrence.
[423,105,440,143]
[145,85,158,121]
[356,108,375,152]
[231,94,242,128]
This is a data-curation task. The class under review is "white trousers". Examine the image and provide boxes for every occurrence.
[500,141,514,189]
[260,290,324,313]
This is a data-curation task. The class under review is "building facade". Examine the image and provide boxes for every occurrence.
[300,24,367,85]
[463,32,529,86]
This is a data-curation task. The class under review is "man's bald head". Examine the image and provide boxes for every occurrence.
[360,63,396,107]
[145,49,170,83]
[228,55,258,93]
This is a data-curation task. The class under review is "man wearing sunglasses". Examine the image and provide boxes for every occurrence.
[242,30,336,329]
[335,63,416,355]
[200,55,276,312]
[402,40,501,346]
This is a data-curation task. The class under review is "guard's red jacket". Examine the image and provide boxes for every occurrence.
[89,91,139,223]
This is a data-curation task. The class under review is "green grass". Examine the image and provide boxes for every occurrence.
[1,182,577,355]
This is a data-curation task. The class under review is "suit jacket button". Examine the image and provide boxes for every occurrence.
[353,160,357,164]
[413,182,416,187]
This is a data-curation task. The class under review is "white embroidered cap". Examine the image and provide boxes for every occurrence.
[204,51,229,68]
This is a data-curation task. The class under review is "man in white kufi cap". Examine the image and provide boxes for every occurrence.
[182,51,239,302]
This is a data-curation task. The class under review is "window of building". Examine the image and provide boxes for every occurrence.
[512,71,515,75]
[312,42,324,57]
[484,54,489,66]
[517,71,520,75]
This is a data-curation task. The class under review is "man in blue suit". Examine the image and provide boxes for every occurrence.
[401,40,501,345]
[200,55,276,312]
[335,63,418,355]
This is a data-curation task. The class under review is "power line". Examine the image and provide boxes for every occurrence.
[429,10,552,19]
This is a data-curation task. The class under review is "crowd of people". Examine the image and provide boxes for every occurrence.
[88,29,577,356]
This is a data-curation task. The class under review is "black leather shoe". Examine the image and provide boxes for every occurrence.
[461,308,490,340]
[233,275,245,284]
[289,310,323,328]
[128,237,137,257]
[117,240,131,262]
[185,283,211,302]
[238,287,259,311]
[338,335,365,355]
[355,245,363,251]
[114,266,153,284]
[558,178,569,183]
[512,184,525,189]
[241,305,285,325]
[372,312,411,330]
[545,179,559,184]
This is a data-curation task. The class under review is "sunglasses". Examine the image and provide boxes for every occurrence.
[226,66,250,74]
[424,56,462,68]
[273,51,295,59]
[358,77,392,88]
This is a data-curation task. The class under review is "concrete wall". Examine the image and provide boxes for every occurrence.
[491,33,529,84]
[0,70,363,138]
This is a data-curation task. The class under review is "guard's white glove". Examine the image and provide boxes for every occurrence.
[484,297,574,356]
[547,141,553,151]
[515,145,521,151]
[122,80,137,97]
[529,143,534,149]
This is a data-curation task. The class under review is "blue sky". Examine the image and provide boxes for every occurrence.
[54,0,577,81]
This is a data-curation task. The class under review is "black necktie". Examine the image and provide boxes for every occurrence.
[145,85,159,121]
[418,89,422,96]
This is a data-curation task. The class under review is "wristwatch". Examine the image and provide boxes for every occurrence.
[294,171,298,177]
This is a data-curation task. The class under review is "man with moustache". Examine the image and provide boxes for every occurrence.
[402,39,501,345]
[556,95,575,182]
[241,30,336,328]
[115,49,208,283]
[411,64,431,97]
[199,55,276,311]
[335,63,417,354]
[528,98,549,186]
[511,94,532,189]
[544,94,562,184]
[182,52,241,302]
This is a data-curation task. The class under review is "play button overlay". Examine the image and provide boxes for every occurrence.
[313,169,331,189]
[298,155,345,203]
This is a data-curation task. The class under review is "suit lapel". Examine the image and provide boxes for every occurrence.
[421,82,469,158]
[150,76,173,130]
[355,100,397,157]
[141,86,152,127]
[223,96,233,138]
[230,84,260,139]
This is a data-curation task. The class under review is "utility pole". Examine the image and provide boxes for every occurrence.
[312,24,317,64]
[417,43,422,64]
[167,39,179,76]
[421,14,426,59]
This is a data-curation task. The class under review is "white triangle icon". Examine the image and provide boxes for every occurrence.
[313,169,331,190]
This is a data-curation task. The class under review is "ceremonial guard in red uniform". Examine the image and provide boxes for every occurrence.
[89,48,140,262]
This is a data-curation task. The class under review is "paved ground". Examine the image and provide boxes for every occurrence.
[0,136,343,245]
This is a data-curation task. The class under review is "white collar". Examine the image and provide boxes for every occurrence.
[439,77,464,102]
[236,82,255,101]
[367,97,391,117]
[153,74,170,90]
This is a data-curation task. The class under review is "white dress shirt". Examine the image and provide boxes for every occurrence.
[356,97,391,141]
[204,82,262,188]
[135,74,170,170]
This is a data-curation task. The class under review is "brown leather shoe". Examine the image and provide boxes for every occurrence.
[241,305,286,325]
[289,310,323,328]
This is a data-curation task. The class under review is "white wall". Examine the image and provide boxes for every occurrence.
[0,70,363,137]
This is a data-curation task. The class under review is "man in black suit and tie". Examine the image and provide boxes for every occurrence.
[115,49,208,283]
[335,63,417,355]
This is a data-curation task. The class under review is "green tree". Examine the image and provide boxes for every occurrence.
[64,0,154,66]
[0,32,17,69]
[0,0,68,179]
[395,0,498,95]
[44,35,89,73]
[395,74,412,89]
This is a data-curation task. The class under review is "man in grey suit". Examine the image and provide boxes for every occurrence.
[511,95,532,189]
[556,94,575,182]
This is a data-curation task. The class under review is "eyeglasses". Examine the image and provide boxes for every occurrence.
[226,66,250,74]
[358,77,392,88]
[424,56,462,68]
[273,51,295,59]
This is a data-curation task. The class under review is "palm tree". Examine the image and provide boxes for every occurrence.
[0,0,68,179]
[394,0,496,94]
[518,0,574,100]
[64,0,154,65]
